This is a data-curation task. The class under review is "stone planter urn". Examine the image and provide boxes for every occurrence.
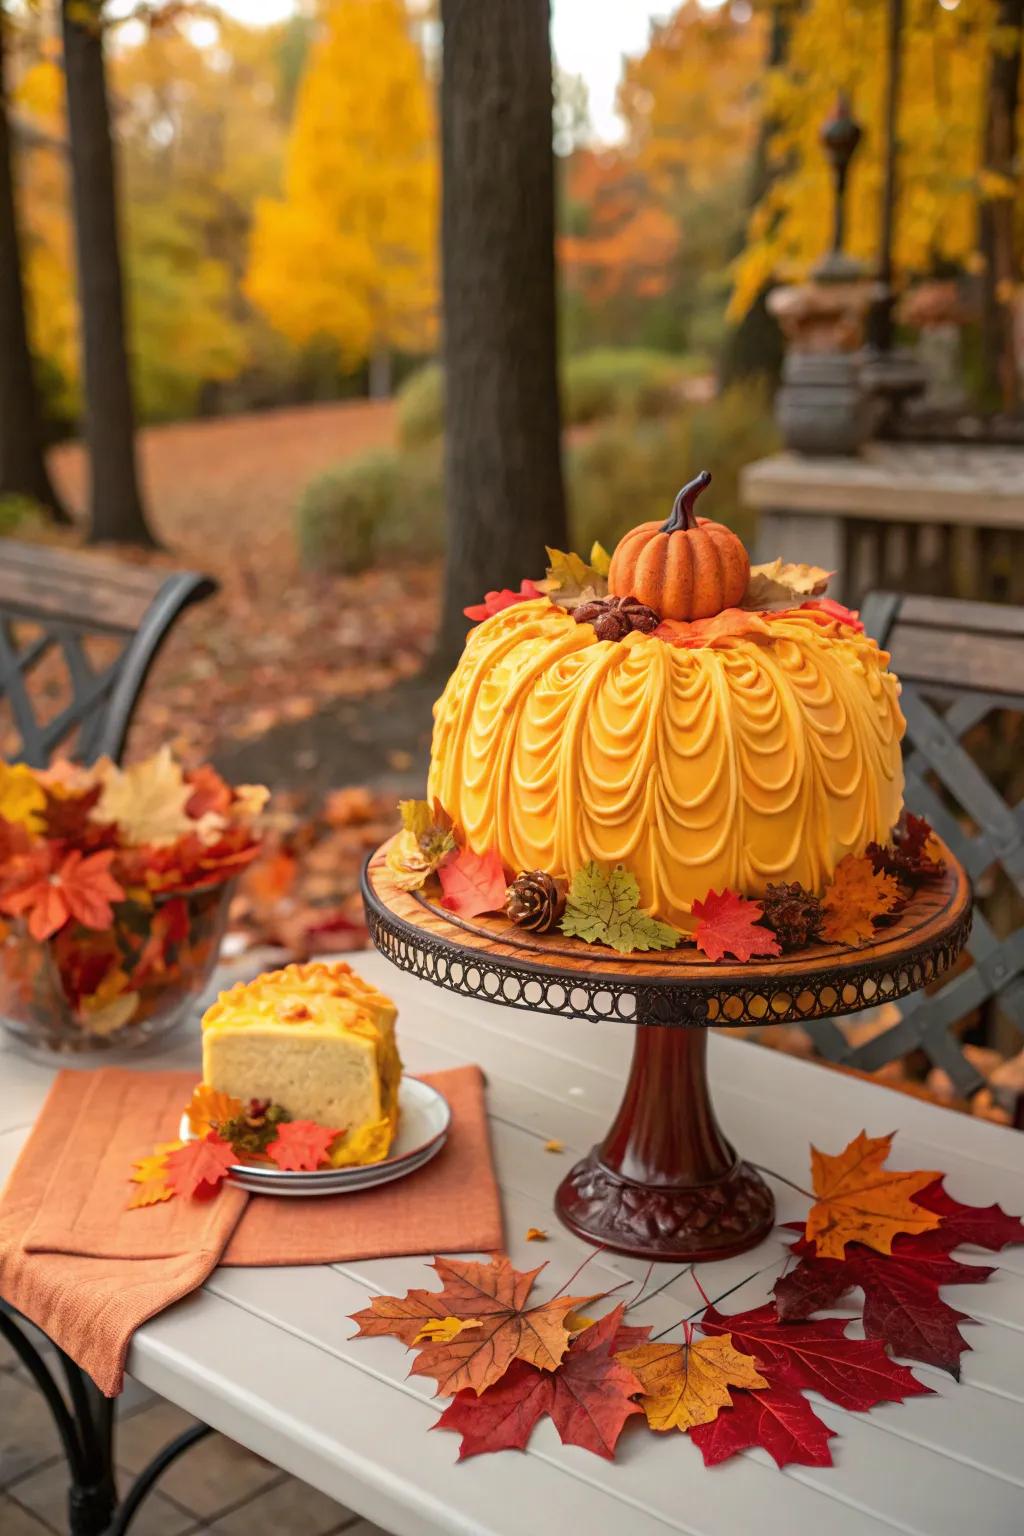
[769,279,884,456]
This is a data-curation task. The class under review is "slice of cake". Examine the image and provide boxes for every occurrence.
[201,961,402,1166]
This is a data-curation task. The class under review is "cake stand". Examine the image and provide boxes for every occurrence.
[362,839,972,1263]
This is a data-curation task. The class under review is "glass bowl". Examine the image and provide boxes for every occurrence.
[0,880,233,1058]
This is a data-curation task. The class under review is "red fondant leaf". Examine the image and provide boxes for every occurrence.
[464,581,543,622]
[438,846,507,918]
[799,598,865,633]
[266,1120,341,1172]
[701,1302,931,1411]
[914,1178,1024,1251]
[435,1305,646,1460]
[692,888,781,963]
[689,1376,837,1468]
[163,1133,237,1199]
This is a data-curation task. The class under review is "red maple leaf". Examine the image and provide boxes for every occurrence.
[774,1227,992,1377]
[437,846,507,918]
[1,848,125,941]
[691,889,781,963]
[800,598,865,633]
[184,764,233,819]
[434,1305,647,1460]
[689,1372,837,1469]
[163,1133,237,1199]
[464,580,543,623]
[41,784,111,846]
[700,1302,930,1411]
[266,1120,340,1172]
[913,1178,1024,1251]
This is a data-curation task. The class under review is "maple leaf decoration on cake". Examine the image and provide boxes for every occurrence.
[805,1130,942,1259]
[438,846,508,918]
[386,799,456,892]
[868,811,946,886]
[821,853,903,945]
[436,1304,647,1461]
[185,1084,243,1138]
[617,1328,768,1433]
[560,862,678,953]
[266,1120,342,1172]
[691,888,781,963]
[741,558,832,611]
[464,579,544,623]
[535,544,611,611]
[349,1255,598,1397]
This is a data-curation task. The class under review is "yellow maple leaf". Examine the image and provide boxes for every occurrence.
[0,763,46,832]
[742,558,832,611]
[127,1182,175,1210]
[127,1139,184,1210]
[618,1333,767,1433]
[821,854,902,945]
[414,1316,482,1344]
[525,1227,548,1242]
[93,747,216,847]
[806,1130,942,1259]
[186,1083,243,1138]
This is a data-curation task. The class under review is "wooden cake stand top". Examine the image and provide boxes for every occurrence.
[362,835,972,1030]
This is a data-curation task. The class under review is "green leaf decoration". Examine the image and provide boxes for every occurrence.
[535,547,610,610]
[560,862,680,954]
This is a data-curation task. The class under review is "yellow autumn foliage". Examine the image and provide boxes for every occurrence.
[245,0,438,366]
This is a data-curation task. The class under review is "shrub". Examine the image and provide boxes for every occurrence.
[296,445,444,574]
[562,349,696,426]
[567,382,778,557]
[396,362,444,449]
[0,495,44,537]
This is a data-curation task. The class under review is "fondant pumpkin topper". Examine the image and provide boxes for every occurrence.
[608,470,751,622]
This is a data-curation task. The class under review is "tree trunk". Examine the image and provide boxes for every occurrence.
[0,20,68,520]
[369,345,392,399]
[61,1,155,546]
[978,0,1022,412]
[436,0,567,671]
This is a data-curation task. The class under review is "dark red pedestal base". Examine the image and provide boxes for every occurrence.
[555,1025,774,1261]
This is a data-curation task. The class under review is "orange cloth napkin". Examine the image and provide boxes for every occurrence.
[0,1064,502,1396]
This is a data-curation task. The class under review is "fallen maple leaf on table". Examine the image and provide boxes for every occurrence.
[437,846,507,919]
[435,1304,646,1460]
[544,1139,565,1154]
[806,1130,942,1258]
[560,862,678,953]
[774,1228,990,1377]
[821,854,903,945]
[127,1140,184,1209]
[691,888,781,963]
[266,1120,341,1172]
[617,1331,768,1433]
[700,1302,930,1411]
[689,1374,837,1469]
[913,1178,1024,1250]
[464,580,545,622]
[1,848,126,941]
[349,1255,597,1397]
[163,1133,237,1200]
[525,1227,548,1242]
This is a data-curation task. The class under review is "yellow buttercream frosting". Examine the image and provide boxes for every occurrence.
[427,599,905,931]
[201,961,402,1165]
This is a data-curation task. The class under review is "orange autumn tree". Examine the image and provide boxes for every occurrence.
[245,0,438,394]
[559,149,680,309]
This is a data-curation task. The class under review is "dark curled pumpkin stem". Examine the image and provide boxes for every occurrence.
[662,470,712,534]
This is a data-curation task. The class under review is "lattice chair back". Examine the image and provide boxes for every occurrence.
[807,592,1024,1101]
[0,540,215,767]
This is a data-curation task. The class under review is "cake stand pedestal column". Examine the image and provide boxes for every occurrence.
[556,1025,773,1261]
[363,836,972,1263]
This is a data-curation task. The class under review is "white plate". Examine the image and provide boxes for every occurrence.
[179,1076,451,1197]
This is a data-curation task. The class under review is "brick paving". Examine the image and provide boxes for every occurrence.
[0,1325,392,1536]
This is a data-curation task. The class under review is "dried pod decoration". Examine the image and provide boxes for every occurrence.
[574,595,661,642]
[505,870,567,933]
[758,881,825,952]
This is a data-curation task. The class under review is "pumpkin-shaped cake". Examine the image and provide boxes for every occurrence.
[428,479,905,933]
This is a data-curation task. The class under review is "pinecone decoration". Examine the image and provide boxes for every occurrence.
[574,595,661,641]
[505,870,567,933]
[758,882,824,952]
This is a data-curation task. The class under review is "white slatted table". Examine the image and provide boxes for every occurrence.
[2,952,1023,1536]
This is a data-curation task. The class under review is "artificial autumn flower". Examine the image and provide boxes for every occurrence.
[0,848,126,941]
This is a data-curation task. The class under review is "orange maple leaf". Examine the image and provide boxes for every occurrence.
[163,1133,237,1200]
[1,848,125,941]
[185,1083,244,1138]
[617,1332,767,1432]
[265,1120,341,1172]
[821,854,902,945]
[350,1255,596,1397]
[805,1130,942,1259]
[127,1139,184,1210]
[437,846,507,918]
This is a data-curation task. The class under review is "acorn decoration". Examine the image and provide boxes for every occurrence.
[607,471,750,622]
[506,870,566,933]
